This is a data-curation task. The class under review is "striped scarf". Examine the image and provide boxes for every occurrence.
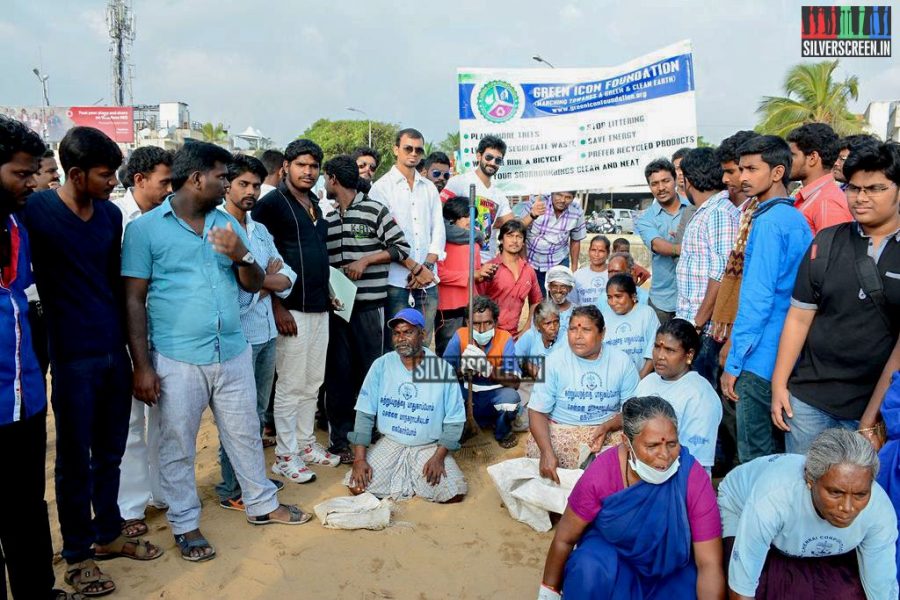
[711,197,760,336]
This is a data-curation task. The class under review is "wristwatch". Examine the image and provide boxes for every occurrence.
[423,261,435,272]
[238,251,256,266]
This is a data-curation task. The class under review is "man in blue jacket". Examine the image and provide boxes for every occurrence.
[0,116,79,599]
[721,135,813,463]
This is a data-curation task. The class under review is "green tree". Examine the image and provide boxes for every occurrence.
[439,131,460,155]
[300,119,399,178]
[755,60,865,137]
[697,135,713,148]
[199,122,228,143]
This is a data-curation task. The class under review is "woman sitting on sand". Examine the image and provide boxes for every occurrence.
[538,395,725,599]
[526,305,639,473]
[719,429,898,600]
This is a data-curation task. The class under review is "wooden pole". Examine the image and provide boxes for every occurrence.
[464,183,481,437]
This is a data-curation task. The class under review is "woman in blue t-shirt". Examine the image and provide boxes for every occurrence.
[527,305,640,477]
[602,274,659,378]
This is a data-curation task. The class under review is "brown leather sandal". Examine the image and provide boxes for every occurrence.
[64,560,116,597]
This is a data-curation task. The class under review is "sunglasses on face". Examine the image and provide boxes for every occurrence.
[430,169,451,180]
[401,145,425,156]
[357,162,377,171]
[483,153,503,165]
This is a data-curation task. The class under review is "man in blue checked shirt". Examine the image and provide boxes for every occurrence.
[217,154,298,506]
[635,158,690,324]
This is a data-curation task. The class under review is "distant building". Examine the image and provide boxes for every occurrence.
[864,101,900,141]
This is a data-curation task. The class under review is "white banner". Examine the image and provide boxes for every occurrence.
[456,40,697,194]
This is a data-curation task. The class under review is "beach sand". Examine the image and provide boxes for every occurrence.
[45,411,549,600]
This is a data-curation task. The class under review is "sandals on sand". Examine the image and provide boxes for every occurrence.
[247,504,312,526]
[64,560,116,597]
[94,535,164,561]
[174,531,217,562]
[54,590,87,600]
[121,518,148,538]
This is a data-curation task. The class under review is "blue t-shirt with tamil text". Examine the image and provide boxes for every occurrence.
[529,345,639,425]
[602,303,660,372]
[355,348,465,446]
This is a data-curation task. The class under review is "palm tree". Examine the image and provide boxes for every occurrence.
[439,131,461,155]
[199,122,228,143]
[755,60,865,137]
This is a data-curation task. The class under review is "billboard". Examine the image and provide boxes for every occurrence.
[0,106,135,143]
[456,40,697,193]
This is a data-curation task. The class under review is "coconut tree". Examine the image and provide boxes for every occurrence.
[755,60,865,137]
[199,122,229,143]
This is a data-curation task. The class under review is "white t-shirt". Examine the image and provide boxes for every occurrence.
[442,170,511,263]
[530,345,639,426]
[602,303,660,372]
[355,349,465,447]
[573,267,609,307]
[718,454,898,599]
[635,371,722,467]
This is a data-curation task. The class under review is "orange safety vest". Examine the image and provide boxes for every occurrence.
[456,327,512,358]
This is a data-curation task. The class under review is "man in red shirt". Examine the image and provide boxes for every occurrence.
[478,219,542,338]
[787,123,852,235]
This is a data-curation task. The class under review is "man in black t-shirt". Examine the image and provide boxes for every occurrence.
[24,127,162,595]
[771,142,900,454]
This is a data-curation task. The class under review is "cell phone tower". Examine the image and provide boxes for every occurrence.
[107,0,135,106]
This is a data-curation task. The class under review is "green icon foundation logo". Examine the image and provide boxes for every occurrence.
[476,80,520,123]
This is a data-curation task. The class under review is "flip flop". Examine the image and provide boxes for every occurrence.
[94,536,164,561]
[247,504,312,526]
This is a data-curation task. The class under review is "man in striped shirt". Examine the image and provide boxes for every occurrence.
[324,155,412,460]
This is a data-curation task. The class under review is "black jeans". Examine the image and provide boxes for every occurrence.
[0,410,56,599]
[27,301,50,378]
[51,350,132,564]
[324,306,384,451]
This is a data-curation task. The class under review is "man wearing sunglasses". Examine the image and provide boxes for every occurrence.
[422,151,452,193]
[442,135,513,263]
[369,128,444,348]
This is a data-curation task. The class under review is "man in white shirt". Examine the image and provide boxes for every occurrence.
[369,128,444,346]
[258,149,284,199]
[441,135,513,263]
[112,145,172,537]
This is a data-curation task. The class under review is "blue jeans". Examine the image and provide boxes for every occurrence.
[217,339,277,501]
[785,395,859,455]
[385,285,437,350]
[51,350,132,564]
[693,334,722,391]
[735,371,782,463]
[466,386,520,441]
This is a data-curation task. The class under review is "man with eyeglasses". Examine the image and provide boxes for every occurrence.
[442,135,513,263]
[833,134,880,190]
[771,142,900,455]
[369,128,444,347]
[352,147,380,186]
[422,151,452,193]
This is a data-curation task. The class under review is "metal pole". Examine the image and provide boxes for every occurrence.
[367,120,372,147]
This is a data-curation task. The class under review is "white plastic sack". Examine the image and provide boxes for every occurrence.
[314,492,392,530]
[487,458,584,532]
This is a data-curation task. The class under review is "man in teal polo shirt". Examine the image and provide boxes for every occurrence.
[635,158,689,324]
[122,143,309,563]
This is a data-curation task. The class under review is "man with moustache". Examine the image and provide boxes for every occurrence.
[123,142,307,564]
[422,151,452,193]
[787,122,852,235]
[33,148,60,191]
[634,158,689,324]
[217,153,296,505]
[442,135,513,263]
[25,126,162,595]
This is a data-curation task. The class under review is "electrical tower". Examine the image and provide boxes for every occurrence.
[107,0,135,106]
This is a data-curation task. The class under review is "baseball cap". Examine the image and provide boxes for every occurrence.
[387,308,425,329]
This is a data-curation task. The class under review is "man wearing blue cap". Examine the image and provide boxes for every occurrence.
[345,308,467,503]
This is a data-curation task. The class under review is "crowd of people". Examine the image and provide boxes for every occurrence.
[1,111,899,599]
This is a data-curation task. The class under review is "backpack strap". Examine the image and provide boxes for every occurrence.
[809,225,839,295]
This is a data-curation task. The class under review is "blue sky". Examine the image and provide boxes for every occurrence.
[3,0,898,146]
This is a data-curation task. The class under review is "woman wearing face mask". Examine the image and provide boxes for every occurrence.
[719,429,898,600]
[539,396,725,600]
[527,306,639,473]
[603,274,660,378]
[636,318,722,475]
[544,265,576,335]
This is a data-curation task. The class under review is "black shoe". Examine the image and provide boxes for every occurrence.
[269,478,285,491]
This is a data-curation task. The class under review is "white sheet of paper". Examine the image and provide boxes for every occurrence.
[329,266,357,323]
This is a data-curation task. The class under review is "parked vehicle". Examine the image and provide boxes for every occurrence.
[610,208,637,234]
[586,210,620,234]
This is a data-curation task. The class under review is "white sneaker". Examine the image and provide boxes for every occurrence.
[301,442,340,467]
[271,453,316,484]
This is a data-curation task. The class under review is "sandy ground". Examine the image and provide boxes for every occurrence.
[36,234,651,599]
[43,410,551,600]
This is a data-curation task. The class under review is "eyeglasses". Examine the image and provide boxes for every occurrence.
[834,154,850,164]
[357,161,377,172]
[483,153,503,165]
[430,169,451,180]
[846,183,897,198]
[401,145,425,156]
